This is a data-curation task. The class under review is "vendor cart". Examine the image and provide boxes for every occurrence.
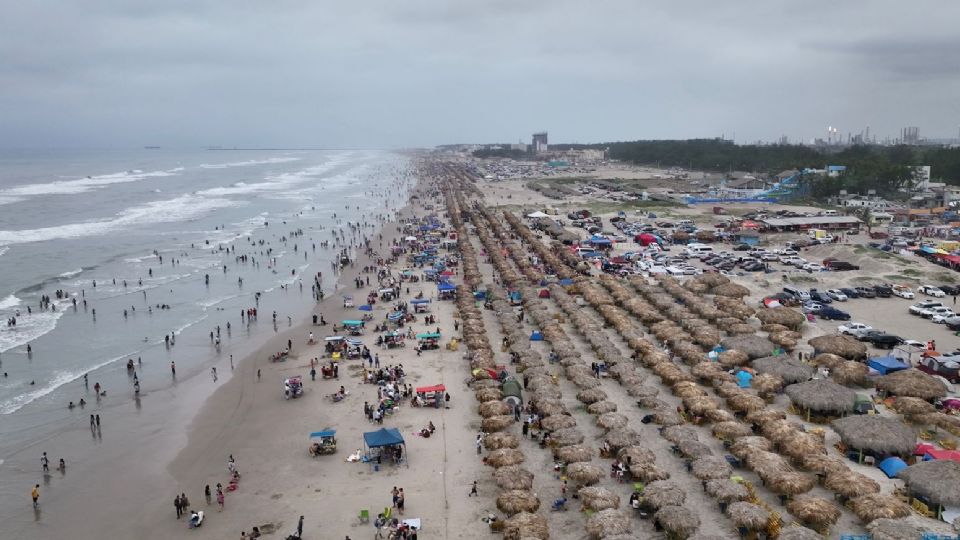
[309,430,337,456]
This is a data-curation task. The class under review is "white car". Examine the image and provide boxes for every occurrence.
[919,285,946,298]
[922,306,954,319]
[803,263,825,272]
[666,266,686,276]
[893,286,915,299]
[760,253,779,261]
[790,258,809,268]
[911,301,944,316]
[647,264,667,274]
[826,289,849,301]
[933,312,957,324]
[839,322,872,336]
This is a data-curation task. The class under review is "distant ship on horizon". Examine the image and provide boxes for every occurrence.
[144,146,161,149]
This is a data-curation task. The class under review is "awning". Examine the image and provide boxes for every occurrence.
[416,333,441,339]
[924,449,960,462]
[378,288,395,294]
[325,336,344,341]
[416,384,446,393]
[346,338,363,346]
[437,283,456,292]
[363,427,405,448]
[410,299,431,304]
[867,355,909,374]
[878,456,908,478]
[310,430,336,439]
[388,312,404,320]
[342,320,363,326]
[920,245,937,254]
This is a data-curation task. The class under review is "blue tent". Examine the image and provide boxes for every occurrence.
[868,355,909,375]
[358,304,373,311]
[735,370,753,388]
[878,456,908,478]
[310,430,336,439]
[438,283,456,292]
[530,331,544,341]
[363,427,405,448]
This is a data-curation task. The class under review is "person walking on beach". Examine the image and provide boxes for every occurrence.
[257,369,261,381]
[391,486,399,507]
[297,515,304,537]
[90,414,96,428]
[396,488,405,515]
[41,452,49,473]
[95,414,100,428]
[171,361,176,376]
[204,484,212,505]
[216,486,225,511]
[174,494,183,519]
[476,433,483,455]
[469,481,478,497]
[31,485,40,509]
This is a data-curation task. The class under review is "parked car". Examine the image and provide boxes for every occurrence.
[854,287,877,298]
[826,289,849,301]
[863,332,904,349]
[917,354,960,384]
[839,322,873,336]
[733,243,752,251]
[808,289,833,304]
[922,306,953,320]
[892,285,915,299]
[931,308,957,323]
[947,317,960,331]
[814,306,851,321]
[873,285,893,298]
[939,285,960,296]
[838,287,860,299]
[911,301,945,316]
[803,263,825,273]
[801,302,824,314]
[919,285,947,298]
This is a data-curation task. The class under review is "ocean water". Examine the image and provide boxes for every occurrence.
[0,148,411,424]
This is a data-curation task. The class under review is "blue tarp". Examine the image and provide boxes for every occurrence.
[868,355,909,375]
[363,427,405,448]
[310,430,336,439]
[588,236,612,245]
[559,278,574,286]
[530,331,544,341]
[736,370,753,388]
[878,456,908,478]
[358,305,373,311]
[920,246,937,254]
[438,283,456,292]
[410,299,431,304]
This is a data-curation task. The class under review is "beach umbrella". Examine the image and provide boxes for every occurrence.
[485,448,524,468]
[496,490,540,516]
[585,509,631,540]
[831,415,916,458]
[596,412,628,431]
[778,525,825,540]
[483,432,519,450]
[481,415,515,433]
[576,388,608,404]
[603,429,640,452]
[691,455,732,480]
[479,401,511,418]
[704,409,738,424]
[618,446,657,465]
[799,454,846,475]
[897,460,960,508]
[848,493,911,523]
[549,427,585,447]
[540,414,576,432]
[587,400,618,415]
[553,444,593,464]
[662,425,699,444]
[711,421,753,440]
[705,478,749,503]
[629,463,671,483]
[808,334,867,359]
[876,368,948,400]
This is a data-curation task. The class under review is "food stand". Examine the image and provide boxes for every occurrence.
[414,384,446,408]
[416,333,441,350]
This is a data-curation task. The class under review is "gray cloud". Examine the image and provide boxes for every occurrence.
[1,0,958,148]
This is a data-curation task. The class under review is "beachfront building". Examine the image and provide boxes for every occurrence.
[759,215,861,232]
[532,132,548,153]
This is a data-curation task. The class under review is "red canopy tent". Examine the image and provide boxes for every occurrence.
[416,384,446,394]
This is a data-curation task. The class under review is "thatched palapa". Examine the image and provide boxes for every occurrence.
[785,379,856,416]
[484,432,519,450]
[823,468,880,498]
[867,516,958,540]
[721,335,776,359]
[548,427,585,447]
[786,495,841,528]
[496,490,540,515]
[678,440,714,459]
[495,465,534,490]
[482,415,515,432]
[578,486,621,511]
[540,414,576,432]
[585,509,631,540]
[576,387,607,404]
[876,368,948,400]
[553,444,593,464]
[479,401,512,417]
[502,511,548,540]
[475,387,503,402]
[662,425,699,444]
[726,501,769,530]
[753,356,814,384]
[566,462,604,486]
[897,459,960,507]
[712,421,753,440]
[891,396,936,415]
[848,493,911,523]
[654,505,700,539]
[644,481,686,509]
[831,415,916,457]
[778,525,825,540]
[629,463,671,482]
[831,360,869,387]
[808,334,867,360]
[729,437,773,460]
[486,448,524,468]
[596,412,628,431]
[603,429,640,452]
[691,455,732,480]
[705,478,749,502]
[587,400,618,415]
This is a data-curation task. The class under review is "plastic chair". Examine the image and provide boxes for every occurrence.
[383,507,392,520]
[358,509,370,523]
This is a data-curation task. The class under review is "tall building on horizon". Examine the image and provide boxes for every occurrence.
[532,132,548,153]
[901,126,920,145]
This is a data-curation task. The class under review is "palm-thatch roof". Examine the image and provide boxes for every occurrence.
[823,468,880,499]
[484,432,520,450]
[831,416,916,456]
[652,407,684,426]
[727,392,767,413]
[808,334,868,359]
[662,425,700,444]
[721,336,776,359]
[711,421,753,440]
[784,379,857,414]
[726,501,769,530]
[755,307,806,330]
[786,495,841,528]
[890,396,937,415]
[831,360,869,387]
[482,415,516,432]
[549,427,585,446]
[576,387,608,404]
[729,437,773,460]
[764,470,816,496]
[604,429,640,452]
[587,400,618,415]
[475,387,503,402]
[678,440,714,459]
[811,353,845,368]
[502,511,549,540]
[553,444,593,464]
[566,462,604,486]
[777,525,825,540]
[691,455,733,480]
[496,490,541,515]
[718,349,751,368]
[629,463,671,483]
[495,465,534,490]
[617,445,655,465]
[799,454,846,475]
[596,412,628,431]
[897,459,960,507]
[704,408,738,424]
[752,372,785,395]
[753,356,814,384]
[848,493,911,523]
[744,408,786,426]
[578,486,621,511]
[486,448,525,467]
[654,505,700,539]
[876,369,948,400]
[704,478,749,503]
[867,516,958,540]
[479,401,513,417]
[626,384,658,398]
[540,414,577,432]
[585,509,631,540]
[644,481,686,509]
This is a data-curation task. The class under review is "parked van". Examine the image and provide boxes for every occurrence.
[684,244,714,258]
[783,286,810,301]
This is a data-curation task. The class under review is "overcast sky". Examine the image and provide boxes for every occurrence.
[2,1,958,148]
